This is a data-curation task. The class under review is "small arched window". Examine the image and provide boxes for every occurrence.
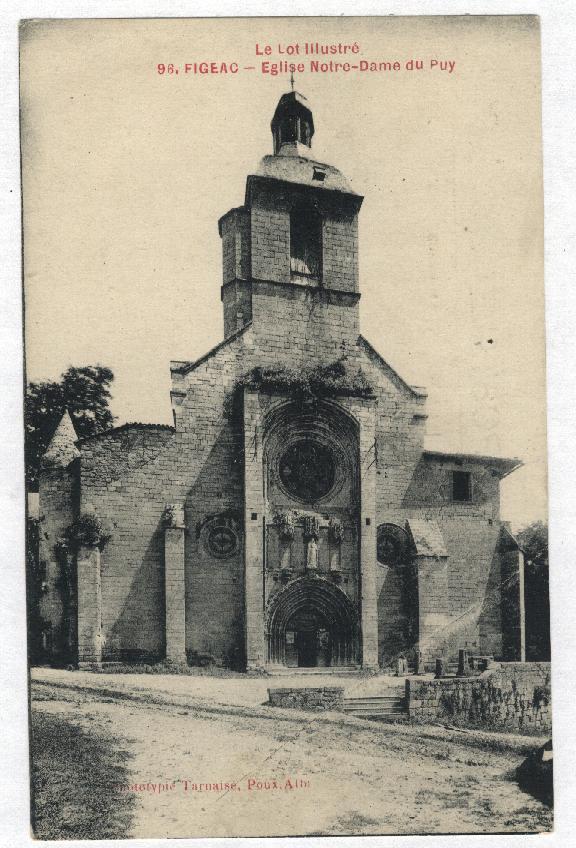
[290,205,322,282]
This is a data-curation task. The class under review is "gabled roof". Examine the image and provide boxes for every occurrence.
[170,322,252,376]
[77,423,174,444]
[422,449,522,478]
[357,335,427,399]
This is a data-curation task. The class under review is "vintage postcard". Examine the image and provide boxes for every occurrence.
[20,15,551,839]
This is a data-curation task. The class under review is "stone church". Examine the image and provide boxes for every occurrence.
[38,90,525,672]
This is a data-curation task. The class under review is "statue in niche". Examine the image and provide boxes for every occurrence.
[302,515,320,541]
[306,537,319,571]
[303,515,320,572]
[328,517,344,545]
[273,510,296,541]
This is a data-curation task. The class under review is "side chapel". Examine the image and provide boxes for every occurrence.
[38,91,525,671]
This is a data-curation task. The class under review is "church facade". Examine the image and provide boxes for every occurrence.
[38,91,525,672]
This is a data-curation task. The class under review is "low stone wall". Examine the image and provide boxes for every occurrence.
[406,662,551,731]
[268,687,344,711]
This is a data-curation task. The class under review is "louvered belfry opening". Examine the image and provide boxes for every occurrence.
[290,204,322,282]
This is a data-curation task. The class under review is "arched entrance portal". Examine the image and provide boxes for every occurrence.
[267,576,360,668]
[286,606,331,668]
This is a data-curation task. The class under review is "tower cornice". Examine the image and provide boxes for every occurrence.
[221,277,361,306]
[246,167,363,206]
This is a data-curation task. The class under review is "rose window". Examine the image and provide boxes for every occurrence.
[205,519,240,559]
[376,523,410,567]
[278,439,336,502]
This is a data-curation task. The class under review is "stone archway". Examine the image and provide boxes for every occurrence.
[266,575,360,668]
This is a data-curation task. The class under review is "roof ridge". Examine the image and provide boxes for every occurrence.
[358,335,427,398]
[422,449,523,478]
[76,422,175,444]
[173,321,252,376]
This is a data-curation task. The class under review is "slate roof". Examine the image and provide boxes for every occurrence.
[42,411,80,467]
[76,423,175,444]
[250,154,360,197]
[422,449,522,478]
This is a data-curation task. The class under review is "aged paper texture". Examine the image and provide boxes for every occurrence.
[20,15,550,839]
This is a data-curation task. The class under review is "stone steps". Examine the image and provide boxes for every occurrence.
[342,695,407,717]
[266,666,362,676]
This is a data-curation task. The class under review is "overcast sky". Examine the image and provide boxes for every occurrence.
[20,16,546,530]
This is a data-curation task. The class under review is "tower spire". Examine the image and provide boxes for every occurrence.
[270,90,314,157]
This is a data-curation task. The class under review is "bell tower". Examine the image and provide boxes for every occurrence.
[218,90,364,359]
[271,90,315,157]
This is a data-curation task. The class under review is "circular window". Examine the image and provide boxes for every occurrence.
[377,523,410,567]
[278,439,336,503]
[205,519,240,559]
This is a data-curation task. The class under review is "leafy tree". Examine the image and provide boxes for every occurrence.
[517,521,548,569]
[26,514,44,664]
[25,365,115,489]
[517,521,550,661]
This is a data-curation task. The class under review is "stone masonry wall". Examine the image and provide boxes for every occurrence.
[174,325,449,671]
[406,662,551,731]
[81,328,253,665]
[376,564,411,666]
[77,244,508,674]
[416,555,450,662]
[250,188,291,285]
[176,326,429,669]
[403,457,501,518]
[397,456,512,662]
[222,281,252,338]
[80,427,176,661]
[321,213,359,293]
[220,207,253,338]
[268,686,345,710]
[79,316,506,670]
[45,117,515,673]
[251,283,360,365]
[220,207,251,285]
[249,181,360,293]
[38,462,79,661]
[80,421,246,664]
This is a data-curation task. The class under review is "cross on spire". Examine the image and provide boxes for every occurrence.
[290,71,295,91]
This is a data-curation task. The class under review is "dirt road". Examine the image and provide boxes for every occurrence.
[30,681,552,839]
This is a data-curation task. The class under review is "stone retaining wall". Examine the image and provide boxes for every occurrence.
[268,686,344,711]
[406,662,551,731]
